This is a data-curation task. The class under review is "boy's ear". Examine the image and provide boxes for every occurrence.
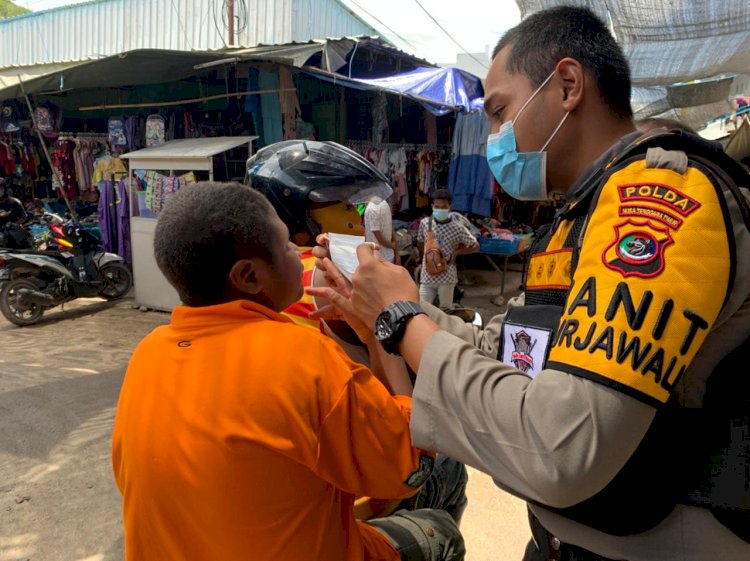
[228,259,265,295]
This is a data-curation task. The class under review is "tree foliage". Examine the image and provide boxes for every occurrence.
[0,0,29,20]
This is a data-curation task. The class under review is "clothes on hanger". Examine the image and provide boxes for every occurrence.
[448,110,493,217]
[347,141,452,215]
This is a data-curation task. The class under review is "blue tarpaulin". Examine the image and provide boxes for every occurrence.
[302,66,484,116]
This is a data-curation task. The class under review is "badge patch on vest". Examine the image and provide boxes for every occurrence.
[525,249,573,290]
[501,322,555,378]
[617,182,700,217]
[405,454,435,488]
[547,161,730,405]
[603,219,674,278]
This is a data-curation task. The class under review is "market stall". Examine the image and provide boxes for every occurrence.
[120,136,257,312]
[478,235,532,306]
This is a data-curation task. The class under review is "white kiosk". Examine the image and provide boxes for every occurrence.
[121,136,257,312]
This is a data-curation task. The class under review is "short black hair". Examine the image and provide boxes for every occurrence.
[154,181,276,307]
[430,188,452,202]
[493,5,633,119]
[635,117,697,135]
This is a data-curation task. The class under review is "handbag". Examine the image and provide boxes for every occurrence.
[424,217,447,275]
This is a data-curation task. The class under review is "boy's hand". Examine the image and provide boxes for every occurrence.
[306,258,372,343]
[311,233,330,261]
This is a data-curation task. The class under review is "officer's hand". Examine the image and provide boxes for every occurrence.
[350,243,420,329]
[307,258,372,343]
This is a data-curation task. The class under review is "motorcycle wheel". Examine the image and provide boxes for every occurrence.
[98,263,133,300]
[0,278,45,326]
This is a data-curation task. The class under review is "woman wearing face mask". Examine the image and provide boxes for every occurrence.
[416,189,479,310]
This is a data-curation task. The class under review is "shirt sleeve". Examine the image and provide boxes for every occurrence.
[417,219,427,243]
[420,297,510,357]
[312,339,434,500]
[91,160,104,184]
[410,330,655,508]
[364,204,382,232]
[459,225,478,247]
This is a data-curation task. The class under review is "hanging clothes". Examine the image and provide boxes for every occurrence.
[97,179,118,255]
[423,110,438,145]
[259,68,283,145]
[347,142,451,213]
[448,110,493,217]
[51,139,78,200]
[372,92,388,144]
[0,140,16,175]
[98,179,132,264]
[116,180,131,264]
[388,147,409,212]
[243,67,264,142]
[279,66,301,140]
[91,153,127,185]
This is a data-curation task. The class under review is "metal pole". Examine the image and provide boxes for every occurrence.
[18,76,78,220]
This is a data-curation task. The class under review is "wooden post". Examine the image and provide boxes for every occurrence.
[227,0,235,46]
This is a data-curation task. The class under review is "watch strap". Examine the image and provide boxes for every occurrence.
[380,300,425,355]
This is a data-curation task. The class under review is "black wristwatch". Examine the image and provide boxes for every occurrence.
[374,301,426,356]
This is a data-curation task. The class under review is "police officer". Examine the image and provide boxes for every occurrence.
[309,6,750,560]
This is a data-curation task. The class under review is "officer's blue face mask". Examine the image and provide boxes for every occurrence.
[486,72,569,201]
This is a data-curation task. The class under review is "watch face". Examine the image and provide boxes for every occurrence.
[375,311,394,340]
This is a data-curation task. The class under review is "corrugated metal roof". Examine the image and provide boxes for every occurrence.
[0,0,381,69]
[0,49,232,101]
[292,0,380,41]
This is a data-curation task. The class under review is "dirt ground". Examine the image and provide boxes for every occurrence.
[0,260,531,561]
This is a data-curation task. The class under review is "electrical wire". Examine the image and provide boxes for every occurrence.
[211,0,228,47]
[342,0,422,54]
[168,0,195,50]
[235,0,248,34]
[411,0,489,69]
[218,0,247,44]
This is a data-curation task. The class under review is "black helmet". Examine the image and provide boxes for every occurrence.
[246,140,392,242]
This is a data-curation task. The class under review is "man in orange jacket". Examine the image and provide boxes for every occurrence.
[112,181,465,561]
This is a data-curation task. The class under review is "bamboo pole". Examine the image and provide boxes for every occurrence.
[78,87,296,111]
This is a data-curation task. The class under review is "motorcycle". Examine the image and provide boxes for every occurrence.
[0,222,35,250]
[0,212,132,326]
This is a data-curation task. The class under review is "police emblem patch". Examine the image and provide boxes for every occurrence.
[501,322,555,379]
[510,330,535,373]
[603,219,673,278]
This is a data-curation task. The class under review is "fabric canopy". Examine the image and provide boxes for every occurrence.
[516,1,750,124]
[222,40,355,73]
[302,65,484,115]
[517,1,750,87]
[725,117,750,162]
[354,67,484,115]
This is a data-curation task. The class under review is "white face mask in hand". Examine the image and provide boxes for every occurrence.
[328,233,366,281]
